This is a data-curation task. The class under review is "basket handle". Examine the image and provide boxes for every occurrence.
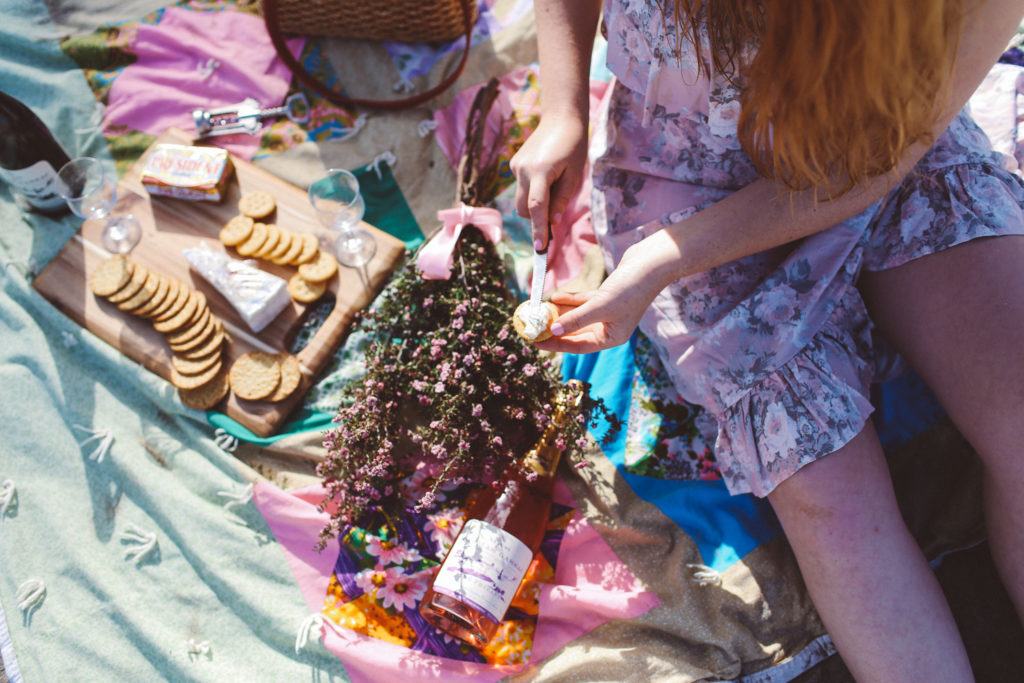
[262,0,474,111]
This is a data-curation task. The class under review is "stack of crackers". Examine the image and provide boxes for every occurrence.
[219,191,339,304]
[91,255,231,409]
[91,255,305,412]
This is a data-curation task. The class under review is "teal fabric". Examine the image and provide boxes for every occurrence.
[207,159,421,444]
[0,1,349,678]
[561,336,781,573]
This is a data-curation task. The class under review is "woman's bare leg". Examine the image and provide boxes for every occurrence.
[861,236,1024,619]
[769,423,973,682]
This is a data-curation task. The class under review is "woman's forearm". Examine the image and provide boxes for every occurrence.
[535,0,602,120]
[644,0,1022,290]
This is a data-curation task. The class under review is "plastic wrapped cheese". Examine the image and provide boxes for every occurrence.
[183,242,290,333]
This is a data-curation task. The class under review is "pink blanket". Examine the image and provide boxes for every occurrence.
[104,6,303,159]
[253,479,658,680]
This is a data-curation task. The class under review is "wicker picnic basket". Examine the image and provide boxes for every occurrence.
[261,0,476,110]
[267,0,476,42]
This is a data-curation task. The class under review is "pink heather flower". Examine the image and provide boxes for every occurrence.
[424,507,464,552]
[354,565,394,596]
[507,354,517,364]
[497,328,509,340]
[365,534,421,566]
[423,297,433,307]
[522,364,537,377]
[471,404,483,417]
[377,570,427,611]
[452,317,464,330]
[434,382,446,393]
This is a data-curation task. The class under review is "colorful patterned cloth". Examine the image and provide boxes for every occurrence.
[594,0,1024,497]
[253,480,658,681]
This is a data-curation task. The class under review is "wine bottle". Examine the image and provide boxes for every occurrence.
[0,90,71,215]
[418,381,585,647]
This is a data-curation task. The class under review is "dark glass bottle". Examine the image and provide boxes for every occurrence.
[0,90,71,215]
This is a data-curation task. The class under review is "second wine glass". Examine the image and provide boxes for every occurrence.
[308,169,376,268]
[58,157,141,254]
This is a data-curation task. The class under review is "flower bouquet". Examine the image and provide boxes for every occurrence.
[316,79,616,546]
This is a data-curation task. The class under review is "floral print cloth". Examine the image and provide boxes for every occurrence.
[593,0,1024,496]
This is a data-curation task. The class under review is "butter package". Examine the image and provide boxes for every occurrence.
[141,144,233,202]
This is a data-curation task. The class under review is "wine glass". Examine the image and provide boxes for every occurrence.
[308,169,376,267]
[58,157,141,254]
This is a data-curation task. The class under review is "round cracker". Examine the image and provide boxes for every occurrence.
[238,191,276,219]
[154,290,199,334]
[167,306,212,346]
[149,280,185,320]
[268,229,294,263]
[178,368,231,410]
[287,274,326,303]
[133,275,170,317]
[171,346,222,376]
[276,230,305,265]
[116,271,160,312]
[253,223,281,259]
[292,233,320,265]
[219,215,255,247]
[229,352,281,400]
[267,354,301,402]
[90,256,134,297]
[171,358,222,390]
[297,250,338,283]
[106,264,149,304]
[236,222,268,257]
[512,301,559,343]
[182,325,225,360]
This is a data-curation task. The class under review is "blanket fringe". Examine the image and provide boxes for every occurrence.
[16,579,45,620]
[686,563,722,587]
[216,483,253,513]
[186,638,211,660]
[369,151,397,181]
[213,428,238,453]
[0,479,16,517]
[119,524,159,566]
[74,424,114,463]
[417,118,438,138]
[295,613,325,654]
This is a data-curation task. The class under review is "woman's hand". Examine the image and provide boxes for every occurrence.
[510,113,588,250]
[535,242,674,354]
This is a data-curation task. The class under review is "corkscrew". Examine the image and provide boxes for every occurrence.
[192,93,310,138]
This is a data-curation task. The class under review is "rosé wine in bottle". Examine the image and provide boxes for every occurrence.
[418,381,584,647]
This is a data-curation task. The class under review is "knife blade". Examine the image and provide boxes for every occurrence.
[528,224,552,309]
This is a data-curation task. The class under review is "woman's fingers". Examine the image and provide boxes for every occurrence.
[527,173,553,250]
[548,290,594,307]
[514,172,531,222]
[549,293,606,337]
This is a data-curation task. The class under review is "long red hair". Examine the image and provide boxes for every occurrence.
[668,0,964,193]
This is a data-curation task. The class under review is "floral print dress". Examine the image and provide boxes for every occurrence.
[592,0,1024,496]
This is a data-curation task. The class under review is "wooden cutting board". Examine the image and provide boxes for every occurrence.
[34,129,405,437]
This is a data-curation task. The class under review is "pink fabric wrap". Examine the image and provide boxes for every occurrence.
[432,67,608,290]
[417,204,504,279]
[104,6,304,159]
[252,480,659,681]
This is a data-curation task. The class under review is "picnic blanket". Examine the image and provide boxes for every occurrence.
[0,0,1007,680]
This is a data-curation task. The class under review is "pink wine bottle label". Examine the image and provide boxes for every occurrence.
[432,519,534,623]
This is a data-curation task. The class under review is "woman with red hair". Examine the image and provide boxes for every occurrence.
[511,0,1024,678]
